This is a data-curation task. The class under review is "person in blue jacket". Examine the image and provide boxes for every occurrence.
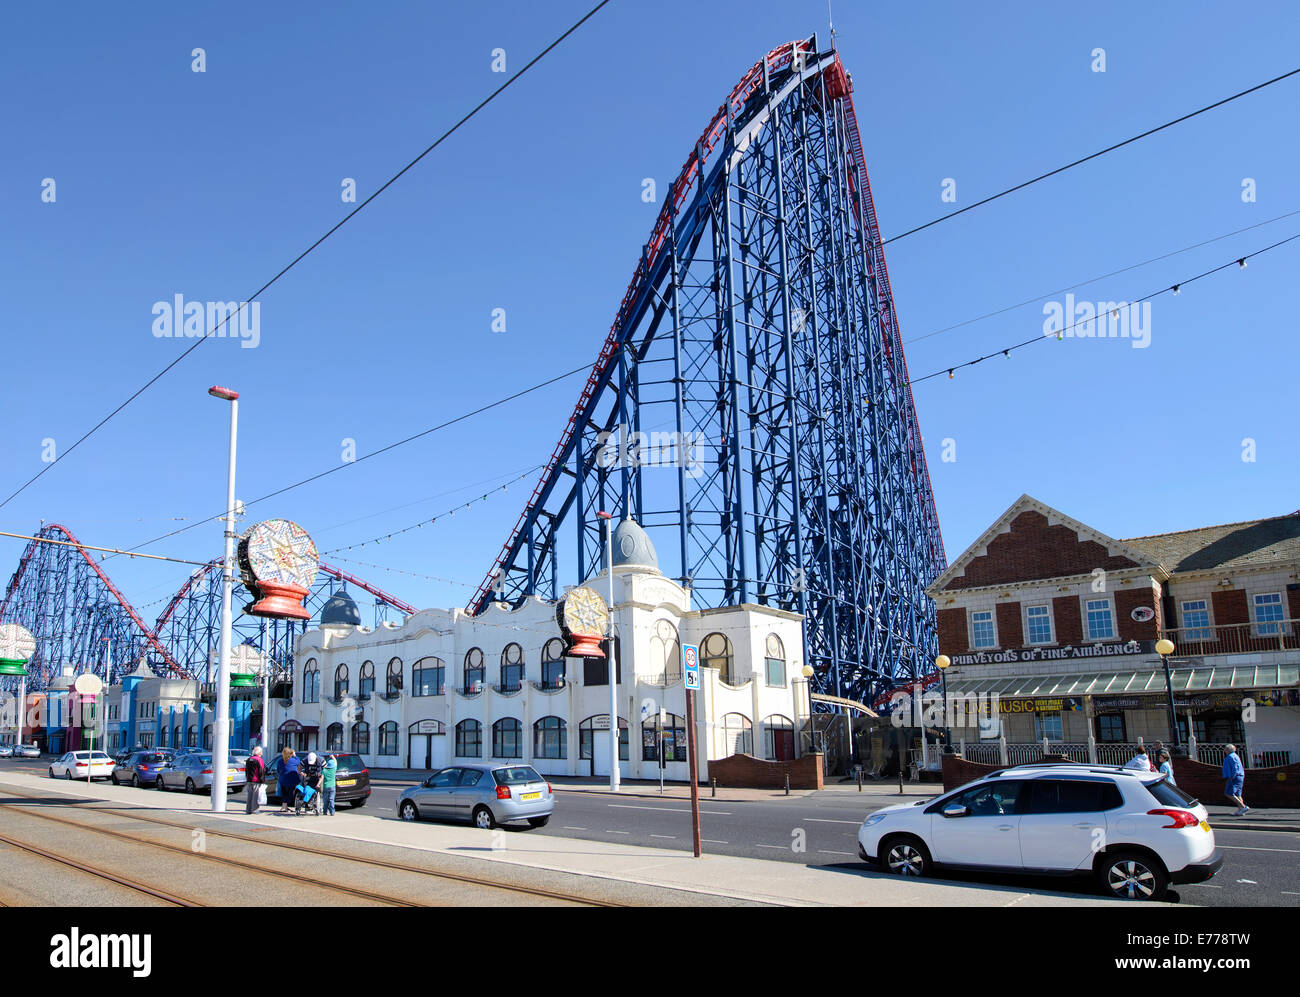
[1222,744,1249,816]
[278,747,301,814]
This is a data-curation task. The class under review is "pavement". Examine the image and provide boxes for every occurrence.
[0,770,1161,907]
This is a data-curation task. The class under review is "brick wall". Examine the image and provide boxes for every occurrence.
[1052,595,1084,645]
[1116,588,1159,642]
[996,601,1023,649]
[1212,588,1249,626]
[946,511,1141,590]
[709,751,824,790]
[937,608,968,655]
[1288,586,1300,620]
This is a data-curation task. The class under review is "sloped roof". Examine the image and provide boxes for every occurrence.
[1123,512,1300,574]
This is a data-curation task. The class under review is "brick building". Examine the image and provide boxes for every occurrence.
[926,495,1300,765]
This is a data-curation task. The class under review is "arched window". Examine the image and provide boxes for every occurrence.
[579,716,628,761]
[412,657,445,697]
[351,721,370,755]
[378,721,398,756]
[541,638,566,689]
[326,723,344,751]
[334,664,349,700]
[463,648,484,693]
[764,634,786,687]
[186,725,197,748]
[500,643,524,691]
[762,714,795,761]
[173,725,181,749]
[203,724,213,751]
[648,620,681,684]
[455,719,482,757]
[720,713,753,756]
[703,632,738,684]
[302,658,319,703]
[641,711,687,762]
[386,657,403,696]
[359,661,375,700]
[533,716,566,759]
[492,718,523,758]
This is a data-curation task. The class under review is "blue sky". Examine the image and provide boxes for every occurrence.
[2,1,1298,620]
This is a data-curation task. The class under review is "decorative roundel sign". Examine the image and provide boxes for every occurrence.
[0,623,36,676]
[556,585,610,658]
[73,672,104,697]
[1130,606,1155,623]
[238,519,319,621]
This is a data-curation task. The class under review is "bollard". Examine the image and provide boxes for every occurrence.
[857,768,862,792]
[784,774,790,796]
[711,777,716,798]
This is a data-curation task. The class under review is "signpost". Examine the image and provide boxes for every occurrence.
[682,642,702,857]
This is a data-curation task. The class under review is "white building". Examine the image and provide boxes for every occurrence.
[270,520,809,781]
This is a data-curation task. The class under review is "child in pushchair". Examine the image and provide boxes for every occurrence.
[294,779,322,816]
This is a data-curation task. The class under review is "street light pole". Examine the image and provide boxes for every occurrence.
[935,654,951,747]
[101,636,110,752]
[597,511,619,792]
[1155,638,1181,752]
[209,386,239,813]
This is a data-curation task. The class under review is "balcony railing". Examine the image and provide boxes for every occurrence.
[1159,618,1299,657]
[492,682,523,696]
[531,678,566,693]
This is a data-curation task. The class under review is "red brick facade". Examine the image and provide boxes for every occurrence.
[937,607,968,655]
[996,601,1023,648]
[1052,595,1084,645]
[944,511,1140,590]
[1115,587,1160,642]
[709,751,824,790]
[1212,588,1250,626]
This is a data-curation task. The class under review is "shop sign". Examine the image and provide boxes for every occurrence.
[951,639,1154,668]
[998,696,1083,714]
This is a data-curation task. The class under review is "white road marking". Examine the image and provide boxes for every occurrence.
[756,844,788,850]
[562,826,587,831]
[1281,892,1300,896]
[1219,845,1300,853]
[607,803,732,815]
[805,818,862,825]
[818,849,855,855]
[650,834,676,839]
[1236,879,1258,884]
[702,839,728,844]
[607,830,630,835]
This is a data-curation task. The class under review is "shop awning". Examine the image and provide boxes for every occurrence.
[945,662,1299,699]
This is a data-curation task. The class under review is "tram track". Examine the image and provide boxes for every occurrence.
[0,787,623,907]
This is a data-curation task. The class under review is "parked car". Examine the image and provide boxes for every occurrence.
[0,745,13,758]
[16,744,41,759]
[49,751,116,781]
[397,763,553,830]
[155,751,245,794]
[264,753,370,808]
[857,762,1222,901]
[112,751,173,787]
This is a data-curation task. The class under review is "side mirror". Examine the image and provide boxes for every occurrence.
[941,804,970,819]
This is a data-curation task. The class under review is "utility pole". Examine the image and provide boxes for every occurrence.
[209,385,239,812]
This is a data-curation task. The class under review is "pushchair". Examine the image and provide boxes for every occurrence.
[294,779,322,816]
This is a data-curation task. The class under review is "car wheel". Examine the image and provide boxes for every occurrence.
[65,770,74,780]
[132,774,140,788]
[472,805,496,830]
[185,778,197,794]
[526,816,550,828]
[48,767,55,779]
[156,776,166,791]
[349,798,366,809]
[880,835,931,877]
[111,773,119,786]
[399,801,419,821]
[1100,850,1168,901]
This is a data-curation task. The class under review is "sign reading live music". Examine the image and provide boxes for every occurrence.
[950,639,1156,668]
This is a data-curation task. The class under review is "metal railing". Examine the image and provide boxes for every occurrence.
[1159,617,1299,656]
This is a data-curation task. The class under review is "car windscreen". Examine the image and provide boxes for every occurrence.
[141,754,168,764]
[493,766,543,786]
[1145,777,1199,808]
[331,754,364,772]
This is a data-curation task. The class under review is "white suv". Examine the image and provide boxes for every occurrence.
[857,763,1222,901]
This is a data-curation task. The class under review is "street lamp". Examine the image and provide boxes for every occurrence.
[208,385,239,813]
[800,664,817,753]
[596,511,619,792]
[935,654,951,747]
[1155,638,1182,753]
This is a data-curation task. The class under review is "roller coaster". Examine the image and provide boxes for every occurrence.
[2,35,945,705]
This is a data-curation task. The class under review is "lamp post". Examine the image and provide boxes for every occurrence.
[209,385,239,813]
[935,654,951,747]
[100,636,111,752]
[596,511,619,792]
[1155,638,1181,752]
[800,664,816,754]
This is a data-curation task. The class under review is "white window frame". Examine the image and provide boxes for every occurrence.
[1035,711,1064,741]
[1179,598,1213,641]
[969,609,997,650]
[1023,604,1055,646]
[1083,596,1116,642]
[1252,592,1286,637]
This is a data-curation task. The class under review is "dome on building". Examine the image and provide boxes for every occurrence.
[320,586,361,627]
[612,518,658,571]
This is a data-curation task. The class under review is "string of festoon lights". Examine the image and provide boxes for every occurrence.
[317,468,538,556]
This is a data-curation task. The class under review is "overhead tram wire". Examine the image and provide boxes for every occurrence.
[882,65,1300,246]
[909,231,1300,386]
[0,530,212,568]
[0,0,613,514]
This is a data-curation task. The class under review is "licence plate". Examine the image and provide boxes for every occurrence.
[520,791,541,801]
[338,779,356,787]
[227,772,235,780]
[1200,820,1211,832]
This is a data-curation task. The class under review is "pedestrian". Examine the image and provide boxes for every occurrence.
[245,745,266,814]
[1124,744,1150,770]
[278,747,300,814]
[1222,744,1250,815]
[300,751,323,815]
[1148,740,1164,773]
[1156,748,1175,785]
[322,755,337,816]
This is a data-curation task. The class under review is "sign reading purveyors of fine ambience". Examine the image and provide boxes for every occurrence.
[950,639,1156,667]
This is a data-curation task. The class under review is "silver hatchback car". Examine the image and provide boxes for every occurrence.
[398,763,554,829]
[156,751,246,794]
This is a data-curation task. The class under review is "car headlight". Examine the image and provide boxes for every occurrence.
[862,813,887,828]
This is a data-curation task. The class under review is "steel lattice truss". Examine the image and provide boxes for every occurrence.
[1,524,415,692]
[469,37,946,703]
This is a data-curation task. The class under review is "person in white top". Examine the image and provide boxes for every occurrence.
[1124,745,1152,770]
[1156,748,1175,784]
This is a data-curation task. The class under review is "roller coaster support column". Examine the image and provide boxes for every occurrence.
[208,385,239,813]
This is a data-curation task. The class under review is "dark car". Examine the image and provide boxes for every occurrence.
[112,750,173,787]
[264,753,370,808]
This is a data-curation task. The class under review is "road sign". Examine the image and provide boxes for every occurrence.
[683,643,699,690]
